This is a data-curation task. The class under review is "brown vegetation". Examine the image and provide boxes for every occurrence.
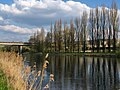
[0,52,54,90]
[0,52,27,90]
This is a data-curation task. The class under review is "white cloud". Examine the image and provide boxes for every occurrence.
[0,0,92,41]
[0,3,22,14]
[0,24,41,34]
[0,0,91,27]
[0,16,3,21]
[0,0,119,41]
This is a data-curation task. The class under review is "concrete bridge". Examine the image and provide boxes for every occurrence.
[0,42,33,46]
[0,42,34,54]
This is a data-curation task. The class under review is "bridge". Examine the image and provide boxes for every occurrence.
[0,42,33,46]
[0,42,34,54]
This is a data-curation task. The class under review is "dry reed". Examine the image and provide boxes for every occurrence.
[0,51,27,90]
[0,52,54,90]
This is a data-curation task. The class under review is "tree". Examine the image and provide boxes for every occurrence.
[107,10,112,52]
[45,32,51,51]
[110,1,119,52]
[101,6,106,52]
[54,21,57,51]
[58,19,63,52]
[63,21,70,52]
[75,17,81,52]
[50,22,53,52]
[81,11,88,52]
[34,28,45,52]
[70,19,75,52]
[89,9,95,52]
[95,7,101,52]
[40,27,45,52]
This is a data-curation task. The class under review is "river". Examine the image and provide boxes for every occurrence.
[24,53,120,90]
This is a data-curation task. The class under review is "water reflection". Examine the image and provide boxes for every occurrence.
[48,55,120,90]
[25,54,120,90]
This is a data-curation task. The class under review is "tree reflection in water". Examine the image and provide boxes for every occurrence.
[48,55,120,90]
[25,54,120,90]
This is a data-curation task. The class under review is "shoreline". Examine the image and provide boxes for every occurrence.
[28,51,119,58]
[50,52,117,57]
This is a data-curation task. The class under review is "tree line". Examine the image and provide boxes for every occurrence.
[29,2,119,53]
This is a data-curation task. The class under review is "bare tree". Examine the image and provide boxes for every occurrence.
[50,22,53,52]
[45,32,51,51]
[54,21,57,51]
[58,19,63,52]
[101,6,106,52]
[110,1,119,52]
[95,7,101,52]
[63,21,70,52]
[89,9,95,52]
[107,10,112,52]
[75,17,81,52]
[70,19,75,52]
[81,11,88,52]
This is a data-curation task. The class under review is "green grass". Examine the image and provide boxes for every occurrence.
[0,70,12,90]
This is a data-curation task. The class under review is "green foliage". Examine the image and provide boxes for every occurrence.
[0,46,4,51]
[0,70,12,90]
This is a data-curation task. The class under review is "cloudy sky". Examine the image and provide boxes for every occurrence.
[0,0,120,42]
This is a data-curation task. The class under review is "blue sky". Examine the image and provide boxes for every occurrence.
[0,0,120,8]
[72,0,120,9]
[0,0,13,5]
[0,0,120,41]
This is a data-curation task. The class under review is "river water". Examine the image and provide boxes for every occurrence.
[24,53,120,90]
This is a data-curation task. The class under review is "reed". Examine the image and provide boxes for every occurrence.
[28,53,54,90]
[0,52,27,90]
[0,52,54,90]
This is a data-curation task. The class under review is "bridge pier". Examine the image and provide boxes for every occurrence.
[18,46,23,54]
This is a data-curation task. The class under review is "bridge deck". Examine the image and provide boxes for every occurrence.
[0,42,33,46]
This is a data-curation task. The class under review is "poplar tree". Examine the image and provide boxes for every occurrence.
[111,1,119,52]
[50,22,53,52]
[81,11,88,52]
[89,9,95,52]
[95,7,100,52]
[70,19,75,52]
[75,17,81,52]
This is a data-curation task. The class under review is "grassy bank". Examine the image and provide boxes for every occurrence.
[48,52,118,57]
[0,52,27,90]
[0,70,12,90]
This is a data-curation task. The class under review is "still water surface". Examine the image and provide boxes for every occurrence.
[25,53,120,90]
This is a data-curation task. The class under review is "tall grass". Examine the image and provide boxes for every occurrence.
[0,52,27,90]
[0,52,54,90]
[0,70,13,90]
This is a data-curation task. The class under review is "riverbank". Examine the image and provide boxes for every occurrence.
[35,52,119,58]
[0,70,12,90]
[0,52,27,90]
